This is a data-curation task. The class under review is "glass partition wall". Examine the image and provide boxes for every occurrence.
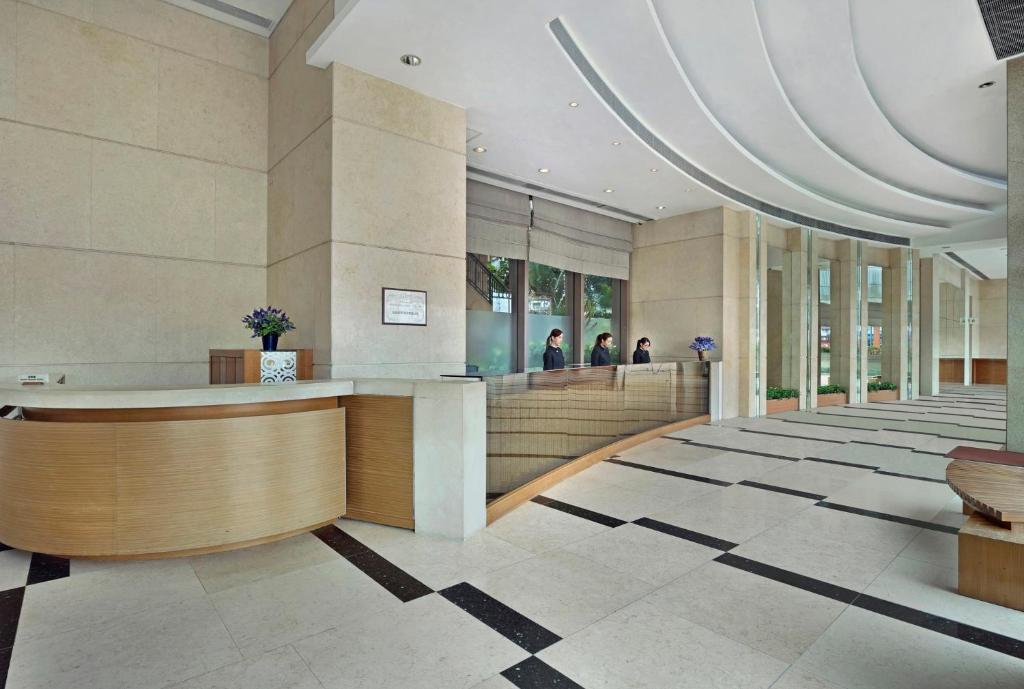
[466,254,516,375]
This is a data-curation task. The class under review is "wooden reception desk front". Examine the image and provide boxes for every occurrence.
[0,381,357,559]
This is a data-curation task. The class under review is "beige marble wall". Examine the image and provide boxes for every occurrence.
[978,279,1008,359]
[0,0,269,384]
[1010,58,1024,450]
[328,64,467,378]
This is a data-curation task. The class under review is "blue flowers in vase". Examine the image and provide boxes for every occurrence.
[242,306,296,352]
[688,336,716,361]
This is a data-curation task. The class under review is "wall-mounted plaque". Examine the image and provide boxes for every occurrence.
[382,288,427,326]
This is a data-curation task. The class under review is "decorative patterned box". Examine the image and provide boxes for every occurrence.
[259,351,297,383]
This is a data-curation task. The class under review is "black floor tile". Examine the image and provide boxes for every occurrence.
[312,525,433,602]
[605,458,732,486]
[439,582,561,654]
[815,502,959,534]
[26,553,69,586]
[714,552,860,604]
[501,656,584,689]
[531,496,626,528]
[633,517,738,551]
[737,480,827,501]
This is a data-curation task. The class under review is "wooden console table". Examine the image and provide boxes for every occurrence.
[210,349,313,384]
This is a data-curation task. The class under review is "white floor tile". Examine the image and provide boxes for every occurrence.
[7,596,241,689]
[0,549,30,592]
[648,484,815,544]
[770,667,848,689]
[645,561,847,663]
[190,533,339,594]
[680,452,792,483]
[467,550,653,637]
[824,473,955,521]
[542,481,686,522]
[210,558,403,657]
[782,505,921,558]
[864,556,1024,642]
[560,523,719,586]
[758,460,873,497]
[294,594,529,689]
[538,598,788,689]
[797,607,1024,689]
[166,646,322,689]
[730,524,897,591]
[899,529,958,568]
[18,559,206,642]
[484,501,609,554]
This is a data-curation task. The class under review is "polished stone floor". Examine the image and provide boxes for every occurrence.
[1,386,1020,689]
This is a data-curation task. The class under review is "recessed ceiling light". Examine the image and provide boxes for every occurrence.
[471,146,486,154]
[604,188,614,193]
[611,141,622,146]
[538,167,550,174]
[979,80,996,88]
[569,101,580,108]
[657,205,667,210]
[399,54,421,66]
[650,168,658,173]
[941,246,952,249]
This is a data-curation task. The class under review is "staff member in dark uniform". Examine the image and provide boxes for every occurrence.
[590,332,614,367]
[542,329,565,371]
[632,337,651,364]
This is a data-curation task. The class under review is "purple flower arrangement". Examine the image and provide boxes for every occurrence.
[689,336,716,352]
[242,306,296,338]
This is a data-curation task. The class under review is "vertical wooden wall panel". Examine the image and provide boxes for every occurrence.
[337,395,415,529]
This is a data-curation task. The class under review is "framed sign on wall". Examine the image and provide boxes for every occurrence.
[382,288,428,326]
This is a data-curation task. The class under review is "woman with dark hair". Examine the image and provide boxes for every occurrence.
[590,332,614,367]
[632,337,651,364]
[542,329,565,371]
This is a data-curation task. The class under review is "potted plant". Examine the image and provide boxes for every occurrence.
[766,386,799,415]
[817,384,847,408]
[868,380,899,402]
[689,336,716,362]
[242,306,296,352]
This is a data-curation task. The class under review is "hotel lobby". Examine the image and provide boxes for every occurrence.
[1,0,1023,687]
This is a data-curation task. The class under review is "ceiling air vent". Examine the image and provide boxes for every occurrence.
[977,0,1024,60]
[188,0,272,30]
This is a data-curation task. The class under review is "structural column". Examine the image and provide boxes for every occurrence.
[830,240,862,402]
[919,258,941,397]
[882,248,911,398]
[1009,58,1024,450]
[782,230,809,409]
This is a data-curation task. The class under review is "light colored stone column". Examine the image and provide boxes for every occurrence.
[1008,58,1024,450]
[830,240,860,401]
[782,230,809,407]
[919,258,941,396]
[882,248,911,397]
[910,250,922,399]
[808,231,820,408]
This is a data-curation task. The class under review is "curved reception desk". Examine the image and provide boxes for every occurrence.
[0,381,354,559]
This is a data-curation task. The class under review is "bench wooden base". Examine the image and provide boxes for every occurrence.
[959,512,1024,612]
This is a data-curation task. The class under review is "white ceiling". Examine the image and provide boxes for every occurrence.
[307,0,1008,246]
[953,246,1007,279]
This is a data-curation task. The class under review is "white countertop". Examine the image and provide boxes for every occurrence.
[0,380,356,409]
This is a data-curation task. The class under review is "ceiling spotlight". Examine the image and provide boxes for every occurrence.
[538,167,550,174]
[941,245,952,249]
[650,167,659,173]
[569,101,580,108]
[979,80,996,88]
[399,54,421,66]
[471,146,486,154]
[657,205,667,210]
[604,188,614,193]
[611,141,622,146]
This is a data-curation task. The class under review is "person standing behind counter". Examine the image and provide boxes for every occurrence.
[590,332,614,367]
[632,337,651,364]
[543,329,566,371]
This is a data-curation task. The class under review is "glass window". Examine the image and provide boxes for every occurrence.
[527,262,572,369]
[583,274,619,363]
[818,260,831,385]
[466,254,515,374]
[819,265,831,304]
[867,265,883,303]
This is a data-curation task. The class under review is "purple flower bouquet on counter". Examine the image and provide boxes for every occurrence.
[688,335,716,362]
[242,306,296,352]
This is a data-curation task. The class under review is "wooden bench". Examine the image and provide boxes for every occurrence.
[946,450,1024,611]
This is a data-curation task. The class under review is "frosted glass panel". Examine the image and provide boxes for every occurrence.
[467,310,514,374]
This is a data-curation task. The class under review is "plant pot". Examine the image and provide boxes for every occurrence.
[766,397,799,415]
[816,392,847,408]
[868,389,899,402]
[261,334,279,352]
[697,350,706,362]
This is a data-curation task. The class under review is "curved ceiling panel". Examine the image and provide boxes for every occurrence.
[756,0,1005,206]
[849,0,1006,183]
[549,17,909,245]
[649,0,983,228]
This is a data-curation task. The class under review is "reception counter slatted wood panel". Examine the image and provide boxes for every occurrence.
[338,395,415,529]
[0,407,346,558]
